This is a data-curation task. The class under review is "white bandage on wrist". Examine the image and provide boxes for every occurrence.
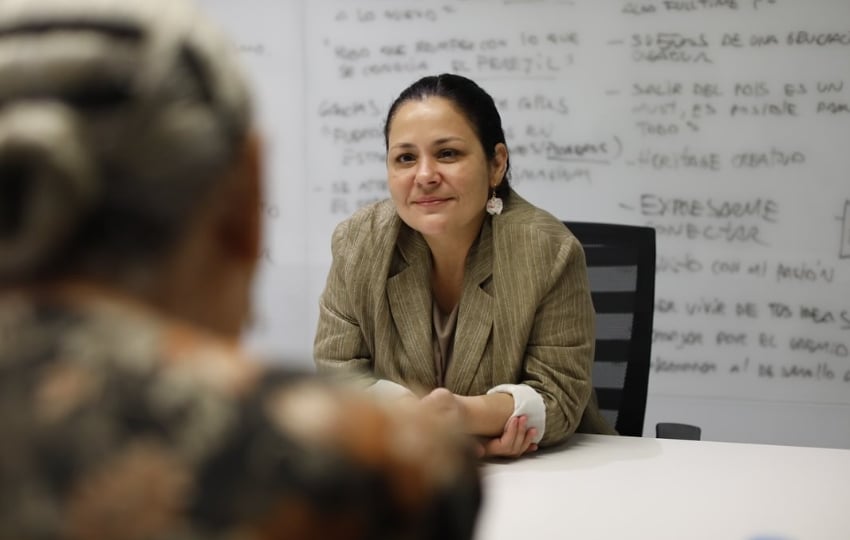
[486,383,545,444]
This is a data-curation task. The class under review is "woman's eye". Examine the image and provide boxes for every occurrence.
[395,153,415,164]
[437,148,458,159]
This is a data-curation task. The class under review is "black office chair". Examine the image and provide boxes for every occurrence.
[563,221,656,437]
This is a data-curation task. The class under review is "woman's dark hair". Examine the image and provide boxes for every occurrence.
[384,73,511,199]
[0,0,252,285]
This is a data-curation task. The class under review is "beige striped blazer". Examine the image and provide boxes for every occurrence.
[314,190,614,446]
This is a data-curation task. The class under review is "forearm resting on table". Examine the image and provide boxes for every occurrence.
[456,393,515,437]
[370,380,540,442]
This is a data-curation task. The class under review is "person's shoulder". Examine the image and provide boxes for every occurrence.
[498,190,575,243]
[329,199,401,266]
[332,199,398,242]
[336,199,397,232]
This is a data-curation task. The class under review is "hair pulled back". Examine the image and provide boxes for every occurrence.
[0,0,252,284]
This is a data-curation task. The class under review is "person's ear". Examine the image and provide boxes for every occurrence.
[490,143,508,188]
[216,131,263,263]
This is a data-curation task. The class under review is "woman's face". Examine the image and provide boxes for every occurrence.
[386,97,506,244]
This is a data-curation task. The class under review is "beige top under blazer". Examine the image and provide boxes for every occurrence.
[314,190,614,446]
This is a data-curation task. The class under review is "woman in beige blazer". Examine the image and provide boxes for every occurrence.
[315,74,614,457]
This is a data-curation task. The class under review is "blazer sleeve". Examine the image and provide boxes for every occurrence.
[313,219,378,387]
[521,234,597,446]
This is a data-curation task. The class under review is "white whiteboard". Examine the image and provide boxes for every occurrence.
[198,0,850,448]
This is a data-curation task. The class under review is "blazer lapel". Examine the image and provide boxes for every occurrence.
[387,227,436,386]
[445,220,494,394]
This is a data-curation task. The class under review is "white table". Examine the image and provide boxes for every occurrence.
[476,434,850,540]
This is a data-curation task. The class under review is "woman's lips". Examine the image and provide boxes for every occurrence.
[415,197,449,206]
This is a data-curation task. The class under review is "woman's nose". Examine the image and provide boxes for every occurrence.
[415,156,439,186]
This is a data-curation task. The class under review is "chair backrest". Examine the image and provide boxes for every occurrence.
[563,221,656,437]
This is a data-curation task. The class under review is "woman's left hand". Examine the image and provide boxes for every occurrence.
[420,390,538,458]
[479,415,538,458]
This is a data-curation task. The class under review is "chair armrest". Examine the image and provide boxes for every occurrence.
[655,422,702,440]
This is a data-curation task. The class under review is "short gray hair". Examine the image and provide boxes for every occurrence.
[0,0,253,282]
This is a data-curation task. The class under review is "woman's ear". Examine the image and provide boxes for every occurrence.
[155,131,264,337]
[490,143,508,188]
[216,131,263,263]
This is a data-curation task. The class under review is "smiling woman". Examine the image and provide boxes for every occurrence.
[314,73,616,459]
[385,95,507,251]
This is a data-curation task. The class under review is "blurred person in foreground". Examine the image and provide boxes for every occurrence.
[0,1,481,538]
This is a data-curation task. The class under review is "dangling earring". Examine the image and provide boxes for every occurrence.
[486,188,503,216]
